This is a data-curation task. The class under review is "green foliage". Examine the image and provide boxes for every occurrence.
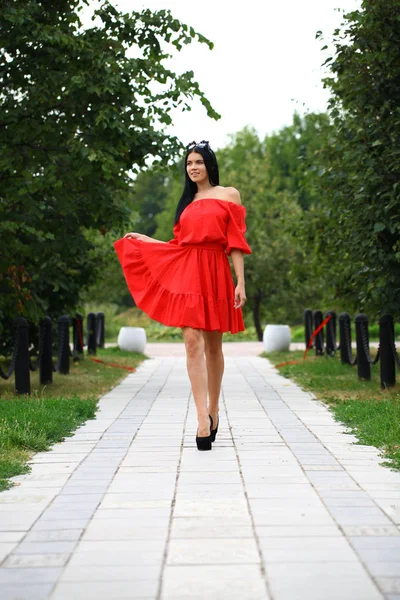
[133,166,182,238]
[0,0,218,345]
[311,0,400,316]
[218,120,328,338]
[153,176,184,241]
[80,231,134,307]
[265,112,330,210]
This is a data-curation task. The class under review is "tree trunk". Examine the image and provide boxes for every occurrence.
[252,291,263,341]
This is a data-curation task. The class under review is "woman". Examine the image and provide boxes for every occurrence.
[114,140,252,451]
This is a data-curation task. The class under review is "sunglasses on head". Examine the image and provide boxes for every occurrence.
[185,140,211,151]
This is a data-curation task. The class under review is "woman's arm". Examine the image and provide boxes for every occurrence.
[123,232,166,243]
[230,249,247,308]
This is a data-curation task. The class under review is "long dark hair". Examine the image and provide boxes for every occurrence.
[174,141,219,224]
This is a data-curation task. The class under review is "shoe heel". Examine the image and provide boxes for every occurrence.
[210,414,219,442]
[196,415,213,451]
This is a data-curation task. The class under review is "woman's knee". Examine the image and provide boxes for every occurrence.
[204,332,223,359]
[205,344,223,360]
[182,328,204,359]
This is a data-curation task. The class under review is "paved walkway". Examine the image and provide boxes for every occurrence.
[108,341,380,357]
[0,353,399,600]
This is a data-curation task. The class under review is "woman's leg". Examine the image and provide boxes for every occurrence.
[182,327,210,437]
[203,331,224,428]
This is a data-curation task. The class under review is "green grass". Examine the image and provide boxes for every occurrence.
[333,399,400,469]
[0,396,97,489]
[263,350,400,470]
[0,347,146,490]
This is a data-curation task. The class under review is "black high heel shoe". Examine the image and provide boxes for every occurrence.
[210,414,219,442]
[196,416,213,451]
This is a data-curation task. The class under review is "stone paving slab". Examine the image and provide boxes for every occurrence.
[0,354,399,599]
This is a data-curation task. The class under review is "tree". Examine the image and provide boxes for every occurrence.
[132,169,173,238]
[265,112,330,210]
[153,167,185,241]
[219,128,311,339]
[312,0,400,316]
[0,0,218,344]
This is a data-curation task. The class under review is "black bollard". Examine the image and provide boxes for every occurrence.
[304,309,313,350]
[313,310,324,356]
[96,312,105,349]
[354,314,371,380]
[339,313,353,365]
[39,316,53,385]
[73,313,84,356]
[325,310,337,356]
[379,314,396,388]
[14,317,30,395]
[57,315,70,375]
[87,312,97,355]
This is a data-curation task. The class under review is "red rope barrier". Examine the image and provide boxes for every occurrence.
[303,314,333,360]
[88,358,136,372]
[275,360,302,369]
[275,314,333,369]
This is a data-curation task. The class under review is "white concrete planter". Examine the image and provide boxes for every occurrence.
[117,327,147,353]
[263,324,291,353]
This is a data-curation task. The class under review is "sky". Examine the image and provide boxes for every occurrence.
[88,0,362,150]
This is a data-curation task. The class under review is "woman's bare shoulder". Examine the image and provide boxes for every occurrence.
[217,186,242,205]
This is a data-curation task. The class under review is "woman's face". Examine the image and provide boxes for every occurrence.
[186,151,208,184]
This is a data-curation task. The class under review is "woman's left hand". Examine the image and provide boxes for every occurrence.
[234,282,246,309]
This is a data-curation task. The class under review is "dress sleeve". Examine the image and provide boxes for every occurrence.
[167,221,180,245]
[225,204,252,256]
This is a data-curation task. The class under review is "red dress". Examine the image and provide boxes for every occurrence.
[114,198,252,333]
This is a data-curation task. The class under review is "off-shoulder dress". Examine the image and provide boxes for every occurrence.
[114,198,252,334]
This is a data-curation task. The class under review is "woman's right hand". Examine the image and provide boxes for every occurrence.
[124,232,150,242]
